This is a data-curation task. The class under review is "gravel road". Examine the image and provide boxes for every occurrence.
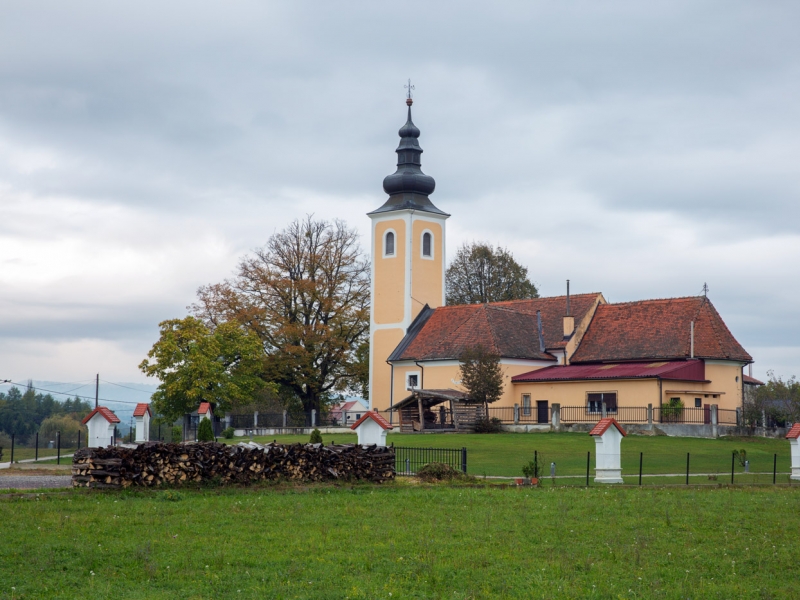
[0,476,72,490]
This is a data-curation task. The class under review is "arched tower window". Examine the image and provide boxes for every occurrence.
[384,230,395,257]
[421,231,433,258]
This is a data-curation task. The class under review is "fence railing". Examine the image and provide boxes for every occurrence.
[393,445,467,475]
[221,404,744,430]
[654,406,709,424]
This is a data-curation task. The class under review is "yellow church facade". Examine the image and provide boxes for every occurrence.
[367,99,752,424]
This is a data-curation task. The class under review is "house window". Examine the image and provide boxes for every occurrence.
[695,398,702,408]
[355,413,361,420]
[384,231,395,257]
[422,231,432,258]
[522,394,531,416]
[587,392,617,413]
[407,372,420,390]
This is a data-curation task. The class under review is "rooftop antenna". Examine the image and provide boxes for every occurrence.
[95,373,99,409]
[405,78,415,106]
[702,282,709,298]
[566,279,571,316]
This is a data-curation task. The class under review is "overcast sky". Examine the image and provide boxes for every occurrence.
[1,1,798,389]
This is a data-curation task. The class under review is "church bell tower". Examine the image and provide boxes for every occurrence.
[367,93,448,410]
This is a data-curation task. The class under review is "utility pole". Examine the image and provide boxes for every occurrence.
[95,374,99,409]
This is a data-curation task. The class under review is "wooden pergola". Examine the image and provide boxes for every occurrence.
[390,389,485,432]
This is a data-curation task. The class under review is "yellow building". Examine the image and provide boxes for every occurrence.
[367,100,752,426]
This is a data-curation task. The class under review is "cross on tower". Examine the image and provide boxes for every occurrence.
[405,78,414,100]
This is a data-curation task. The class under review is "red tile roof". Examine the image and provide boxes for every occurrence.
[133,403,151,417]
[390,293,602,362]
[350,411,393,431]
[81,406,121,425]
[743,374,764,386]
[570,297,751,364]
[197,402,212,414]
[512,360,707,383]
[589,418,627,437]
[786,424,800,440]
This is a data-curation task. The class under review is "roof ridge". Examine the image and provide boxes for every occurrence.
[606,295,704,307]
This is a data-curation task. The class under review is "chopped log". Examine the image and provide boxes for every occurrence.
[72,442,395,489]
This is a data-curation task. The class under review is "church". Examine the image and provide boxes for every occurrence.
[367,97,753,426]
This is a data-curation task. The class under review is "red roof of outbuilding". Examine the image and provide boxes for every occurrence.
[512,360,707,383]
[389,293,603,362]
[743,374,764,386]
[82,406,121,425]
[786,424,800,439]
[197,402,212,414]
[570,297,751,364]
[589,418,627,437]
[350,411,393,431]
[133,403,151,417]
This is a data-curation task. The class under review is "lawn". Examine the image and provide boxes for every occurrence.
[225,432,792,484]
[0,483,798,599]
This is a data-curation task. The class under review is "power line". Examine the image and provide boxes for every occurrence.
[1,379,150,406]
[100,379,155,394]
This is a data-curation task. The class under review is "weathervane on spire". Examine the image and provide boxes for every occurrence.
[405,79,414,106]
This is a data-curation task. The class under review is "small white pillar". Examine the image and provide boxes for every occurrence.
[82,407,121,448]
[134,403,151,443]
[351,411,393,446]
[787,424,800,481]
[589,418,627,484]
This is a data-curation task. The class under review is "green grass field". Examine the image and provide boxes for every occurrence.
[1,483,798,599]
[226,432,792,484]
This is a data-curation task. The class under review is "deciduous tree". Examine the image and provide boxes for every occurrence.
[139,317,267,421]
[192,216,370,413]
[446,242,538,305]
[459,345,504,411]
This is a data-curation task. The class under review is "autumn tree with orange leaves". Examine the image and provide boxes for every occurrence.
[191,216,370,413]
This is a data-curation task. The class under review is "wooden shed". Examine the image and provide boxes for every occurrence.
[390,389,484,432]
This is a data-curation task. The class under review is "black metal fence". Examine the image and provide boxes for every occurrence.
[393,445,467,475]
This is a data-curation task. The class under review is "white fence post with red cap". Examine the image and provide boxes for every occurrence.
[787,424,800,481]
[589,418,626,484]
[351,412,393,446]
[82,407,121,448]
[134,403,151,443]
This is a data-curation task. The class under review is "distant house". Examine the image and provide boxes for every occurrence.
[329,400,367,425]
[82,406,120,448]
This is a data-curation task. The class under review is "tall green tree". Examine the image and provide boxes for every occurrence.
[139,317,268,421]
[446,242,538,305]
[458,345,504,411]
[743,370,800,426]
[192,216,370,413]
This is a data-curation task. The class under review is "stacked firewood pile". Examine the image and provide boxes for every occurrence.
[71,441,395,489]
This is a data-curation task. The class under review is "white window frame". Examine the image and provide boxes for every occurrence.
[406,371,421,391]
[420,229,434,260]
[522,393,531,416]
[383,229,397,258]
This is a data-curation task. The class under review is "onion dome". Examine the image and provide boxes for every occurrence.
[369,98,448,216]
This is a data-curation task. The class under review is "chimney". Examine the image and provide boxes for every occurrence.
[690,321,694,359]
[563,280,574,337]
[563,315,575,338]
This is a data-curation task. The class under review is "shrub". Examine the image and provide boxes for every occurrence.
[416,462,471,482]
[522,458,542,479]
[171,426,183,443]
[39,415,87,447]
[222,426,235,439]
[473,416,503,433]
[661,398,684,422]
[197,418,215,442]
[309,428,323,444]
